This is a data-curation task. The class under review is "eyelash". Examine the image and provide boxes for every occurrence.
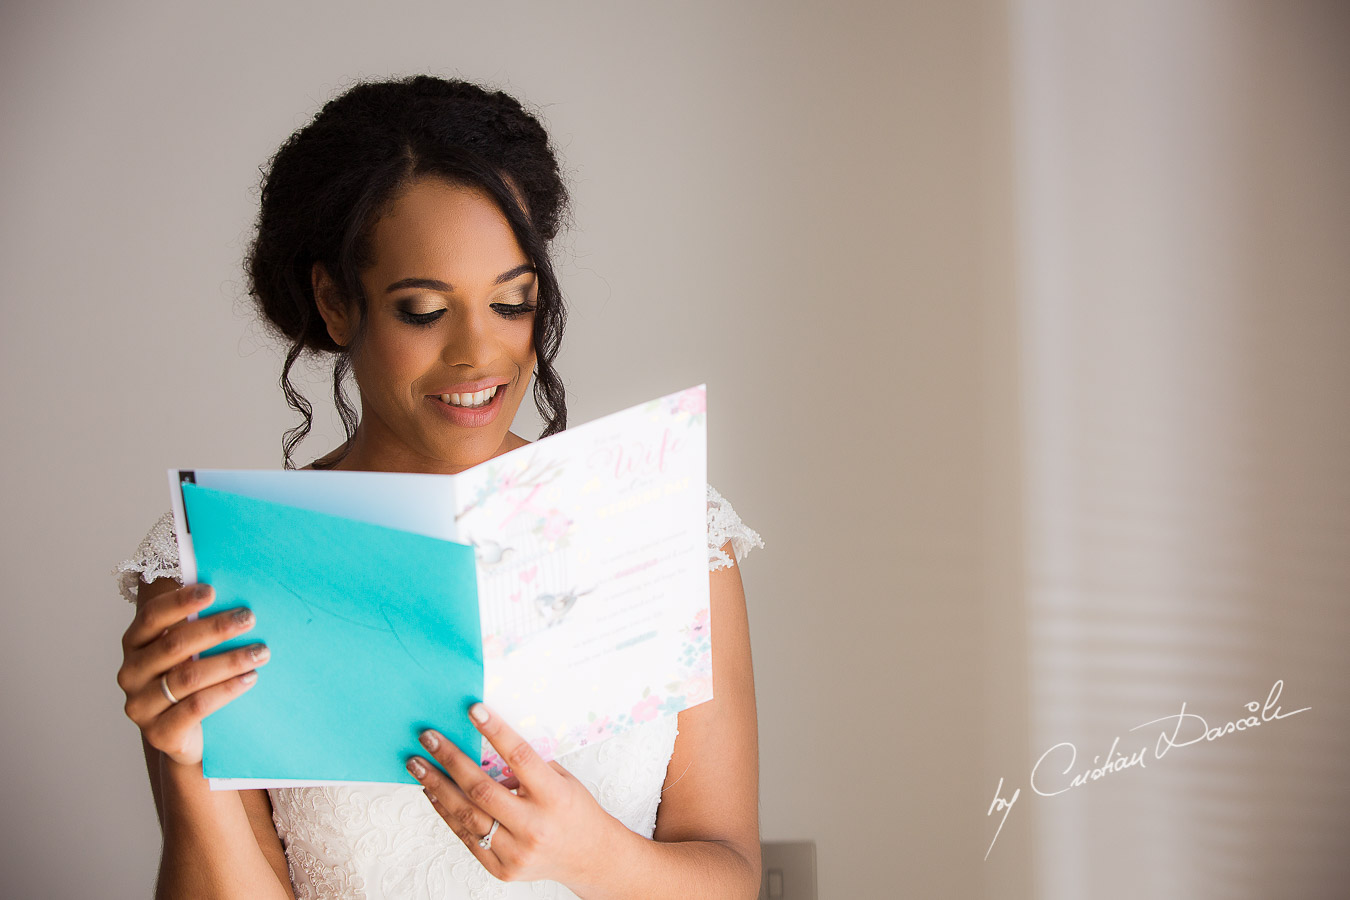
[396,302,538,327]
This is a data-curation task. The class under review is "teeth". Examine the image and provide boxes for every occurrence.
[439,386,498,408]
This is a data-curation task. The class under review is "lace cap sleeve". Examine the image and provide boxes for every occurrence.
[112,511,182,603]
[111,490,758,600]
[706,483,765,572]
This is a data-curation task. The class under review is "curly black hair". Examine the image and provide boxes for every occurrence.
[245,75,571,469]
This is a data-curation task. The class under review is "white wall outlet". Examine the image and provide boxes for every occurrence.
[758,840,817,900]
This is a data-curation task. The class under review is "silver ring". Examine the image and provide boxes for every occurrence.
[477,819,500,850]
[160,674,180,705]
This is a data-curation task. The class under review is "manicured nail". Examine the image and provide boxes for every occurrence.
[249,644,270,663]
[194,584,211,600]
[240,671,258,685]
[420,731,440,751]
[470,703,489,724]
[424,789,438,804]
[407,758,426,778]
[233,608,254,626]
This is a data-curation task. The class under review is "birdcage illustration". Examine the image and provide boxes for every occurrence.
[473,528,596,658]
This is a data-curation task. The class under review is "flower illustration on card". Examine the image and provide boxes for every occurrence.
[665,606,715,702]
[529,735,560,763]
[480,734,560,781]
[678,390,706,416]
[680,673,713,705]
[589,715,614,743]
[480,748,511,781]
[678,607,713,670]
[642,387,706,428]
[631,692,662,723]
[482,633,526,659]
[494,606,719,764]
[536,508,574,548]
[455,455,565,525]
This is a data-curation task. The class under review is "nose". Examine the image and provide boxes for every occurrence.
[440,304,499,369]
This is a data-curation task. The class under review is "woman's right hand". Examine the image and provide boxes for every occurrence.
[117,583,270,765]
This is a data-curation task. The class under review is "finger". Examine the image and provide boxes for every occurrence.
[405,754,499,847]
[412,727,526,823]
[123,584,216,651]
[465,703,556,798]
[144,670,259,761]
[124,606,257,691]
[124,641,270,725]
[423,788,508,881]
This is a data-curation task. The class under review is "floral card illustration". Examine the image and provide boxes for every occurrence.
[453,384,710,774]
[169,384,710,789]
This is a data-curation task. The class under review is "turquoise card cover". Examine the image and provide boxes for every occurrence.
[181,482,482,784]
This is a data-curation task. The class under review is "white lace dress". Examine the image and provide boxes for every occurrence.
[114,484,762,900]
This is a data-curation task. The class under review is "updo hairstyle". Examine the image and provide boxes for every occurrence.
[245,75,571,469]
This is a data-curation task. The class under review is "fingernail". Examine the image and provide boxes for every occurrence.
[240,671,258,685]
[470,703,489,724]
[424,789,438,804]
[407,758,426,778]
[194,584,211,600]
[233,608,254,626]
[420,731,440,751]
[249,644,270,663]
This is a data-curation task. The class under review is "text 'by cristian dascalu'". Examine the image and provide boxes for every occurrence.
[983,679,1310,860]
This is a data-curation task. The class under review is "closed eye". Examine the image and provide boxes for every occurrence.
[396,309,446,326]
[492,302,538,318]
[395,301,538,327]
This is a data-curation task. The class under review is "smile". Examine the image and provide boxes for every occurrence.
[425,381,508,428]
[436,385,499,408]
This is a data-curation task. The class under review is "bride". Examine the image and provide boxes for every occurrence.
[112,75,764,899]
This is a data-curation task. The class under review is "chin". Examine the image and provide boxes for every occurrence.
[428,430,509,469]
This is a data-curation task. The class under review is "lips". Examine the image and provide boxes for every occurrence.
[425,379,507,427]
[427,376,511,397]
[436,385,499,408]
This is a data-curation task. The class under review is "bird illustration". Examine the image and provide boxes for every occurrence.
[469,537,516,568]
[533,586,594,627]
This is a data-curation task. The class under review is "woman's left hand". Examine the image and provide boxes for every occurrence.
[406,703,622,886]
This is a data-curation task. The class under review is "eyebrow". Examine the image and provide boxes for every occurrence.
[385,264,536,295]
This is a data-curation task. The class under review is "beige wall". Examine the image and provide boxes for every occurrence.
[1,1,1345,898]
[1002,2,1350,897]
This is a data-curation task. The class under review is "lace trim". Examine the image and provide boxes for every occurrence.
[706,484,765,571]
[111,510,181,603]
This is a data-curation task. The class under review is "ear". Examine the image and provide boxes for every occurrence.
[312,262,356,348]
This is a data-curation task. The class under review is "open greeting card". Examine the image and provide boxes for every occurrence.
[169,384,710,790]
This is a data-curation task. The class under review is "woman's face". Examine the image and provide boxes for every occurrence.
[317,176,539,474]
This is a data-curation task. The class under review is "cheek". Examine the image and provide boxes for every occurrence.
[514,321,537,371]
[355,328,437,396]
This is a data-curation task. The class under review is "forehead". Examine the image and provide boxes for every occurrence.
[367,177,527,279]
